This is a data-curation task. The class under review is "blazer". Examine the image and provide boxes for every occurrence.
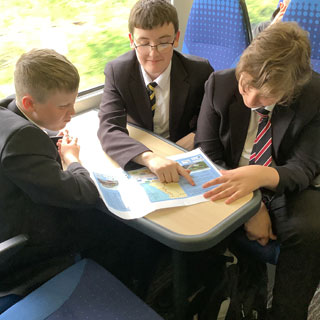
[0,98,100,261]
[97,49,214,169]
[195,69,320,195]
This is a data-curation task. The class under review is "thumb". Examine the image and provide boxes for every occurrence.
[269,226,277,240]
[257,237,269,246]
[269,231,277,240]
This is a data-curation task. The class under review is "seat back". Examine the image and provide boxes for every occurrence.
[282,0,320,73]
[0,235,29,313]
[182,0,252,70]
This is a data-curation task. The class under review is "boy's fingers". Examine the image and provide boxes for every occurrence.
[257,238,269,246]
[178,166,195,186]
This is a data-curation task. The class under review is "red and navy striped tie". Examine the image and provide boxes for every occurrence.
[249,108,272,167]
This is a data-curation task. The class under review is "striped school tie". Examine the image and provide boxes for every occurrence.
[249,108,272,166]
[146,82,158,116]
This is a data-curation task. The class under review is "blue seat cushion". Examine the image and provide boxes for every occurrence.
[0,259,163,320]
[0,295,22,314]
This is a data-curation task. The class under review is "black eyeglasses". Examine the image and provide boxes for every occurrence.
[133,40,175,54]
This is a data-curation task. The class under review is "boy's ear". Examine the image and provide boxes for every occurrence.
[129,33,135,49]
[173,31,180,48]
[21,95,36,112]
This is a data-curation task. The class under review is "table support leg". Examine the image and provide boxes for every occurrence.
[172,249,191,320]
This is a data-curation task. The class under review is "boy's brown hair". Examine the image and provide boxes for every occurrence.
[128,0,179,34]
[14,48,79,104]
[236,22,312,105]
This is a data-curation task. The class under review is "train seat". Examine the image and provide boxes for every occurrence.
[182,0,252,70]
[282,0,320,73]
[0,236,163,320]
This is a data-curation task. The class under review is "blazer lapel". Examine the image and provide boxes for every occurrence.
[229,93,251,167]
[271,105,295,160]
[169,53,190,138]
[128,56,153,131]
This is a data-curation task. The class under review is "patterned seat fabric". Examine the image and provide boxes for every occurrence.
[182,0,252,70]
[282,0,320,73]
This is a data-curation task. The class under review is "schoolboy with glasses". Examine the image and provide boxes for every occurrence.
[98,0,214,184]
[97,1,218,311]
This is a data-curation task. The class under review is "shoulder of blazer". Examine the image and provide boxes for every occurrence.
[279,71,320,115]
[173,50,211,65]
[172,50,214,74]
[0,107,55,155]
[304,71,320,107]
[171,51,214,86]
[0,107,30,141]
[0,94,16,110]
[0,107,33,158]
[104,50,137,73]
[104,50,142,84]
[207,69,240,101]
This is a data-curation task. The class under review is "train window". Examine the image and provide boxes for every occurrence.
[0,0,136,98]
[0,0,280,99]
[246,0,279,28]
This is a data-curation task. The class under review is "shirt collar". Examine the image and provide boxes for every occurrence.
[141,61,172,89]
[252,104,275,113]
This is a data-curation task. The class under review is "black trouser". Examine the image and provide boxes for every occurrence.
[269,188,320,320]
[228,188,320,320]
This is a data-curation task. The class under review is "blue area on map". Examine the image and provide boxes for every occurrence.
[141,184,171,202]
[93,172,129,211]
[139,156,221,203]
[101,189,129,211]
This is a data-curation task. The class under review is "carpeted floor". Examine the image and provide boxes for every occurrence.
[147,257,320,320]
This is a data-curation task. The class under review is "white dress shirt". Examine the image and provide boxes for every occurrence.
[141,62,171,139]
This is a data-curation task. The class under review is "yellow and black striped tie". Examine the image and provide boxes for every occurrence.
[146,82,158,117]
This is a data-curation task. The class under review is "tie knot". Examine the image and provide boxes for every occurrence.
[255,108,269,118]
[147,82,157,91]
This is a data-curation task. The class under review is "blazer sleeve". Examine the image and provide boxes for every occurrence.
[194,73,228,168]
[97,62,150,169]
[274,106,320,194]
[2,125,100,208]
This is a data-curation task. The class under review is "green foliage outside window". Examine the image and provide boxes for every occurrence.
[0,0,279,98]
[246,0,279,26]
[0,0,136,97]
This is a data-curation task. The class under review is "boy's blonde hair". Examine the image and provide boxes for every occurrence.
[236,22,312,105]
[128,0,179,35]
[14,49,79,104]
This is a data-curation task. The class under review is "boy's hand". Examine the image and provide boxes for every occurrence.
[244,202,277,246]
[175,132,195,151]
[202,165,279,204]
[57,133,81,167]
[134,152,195,185]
